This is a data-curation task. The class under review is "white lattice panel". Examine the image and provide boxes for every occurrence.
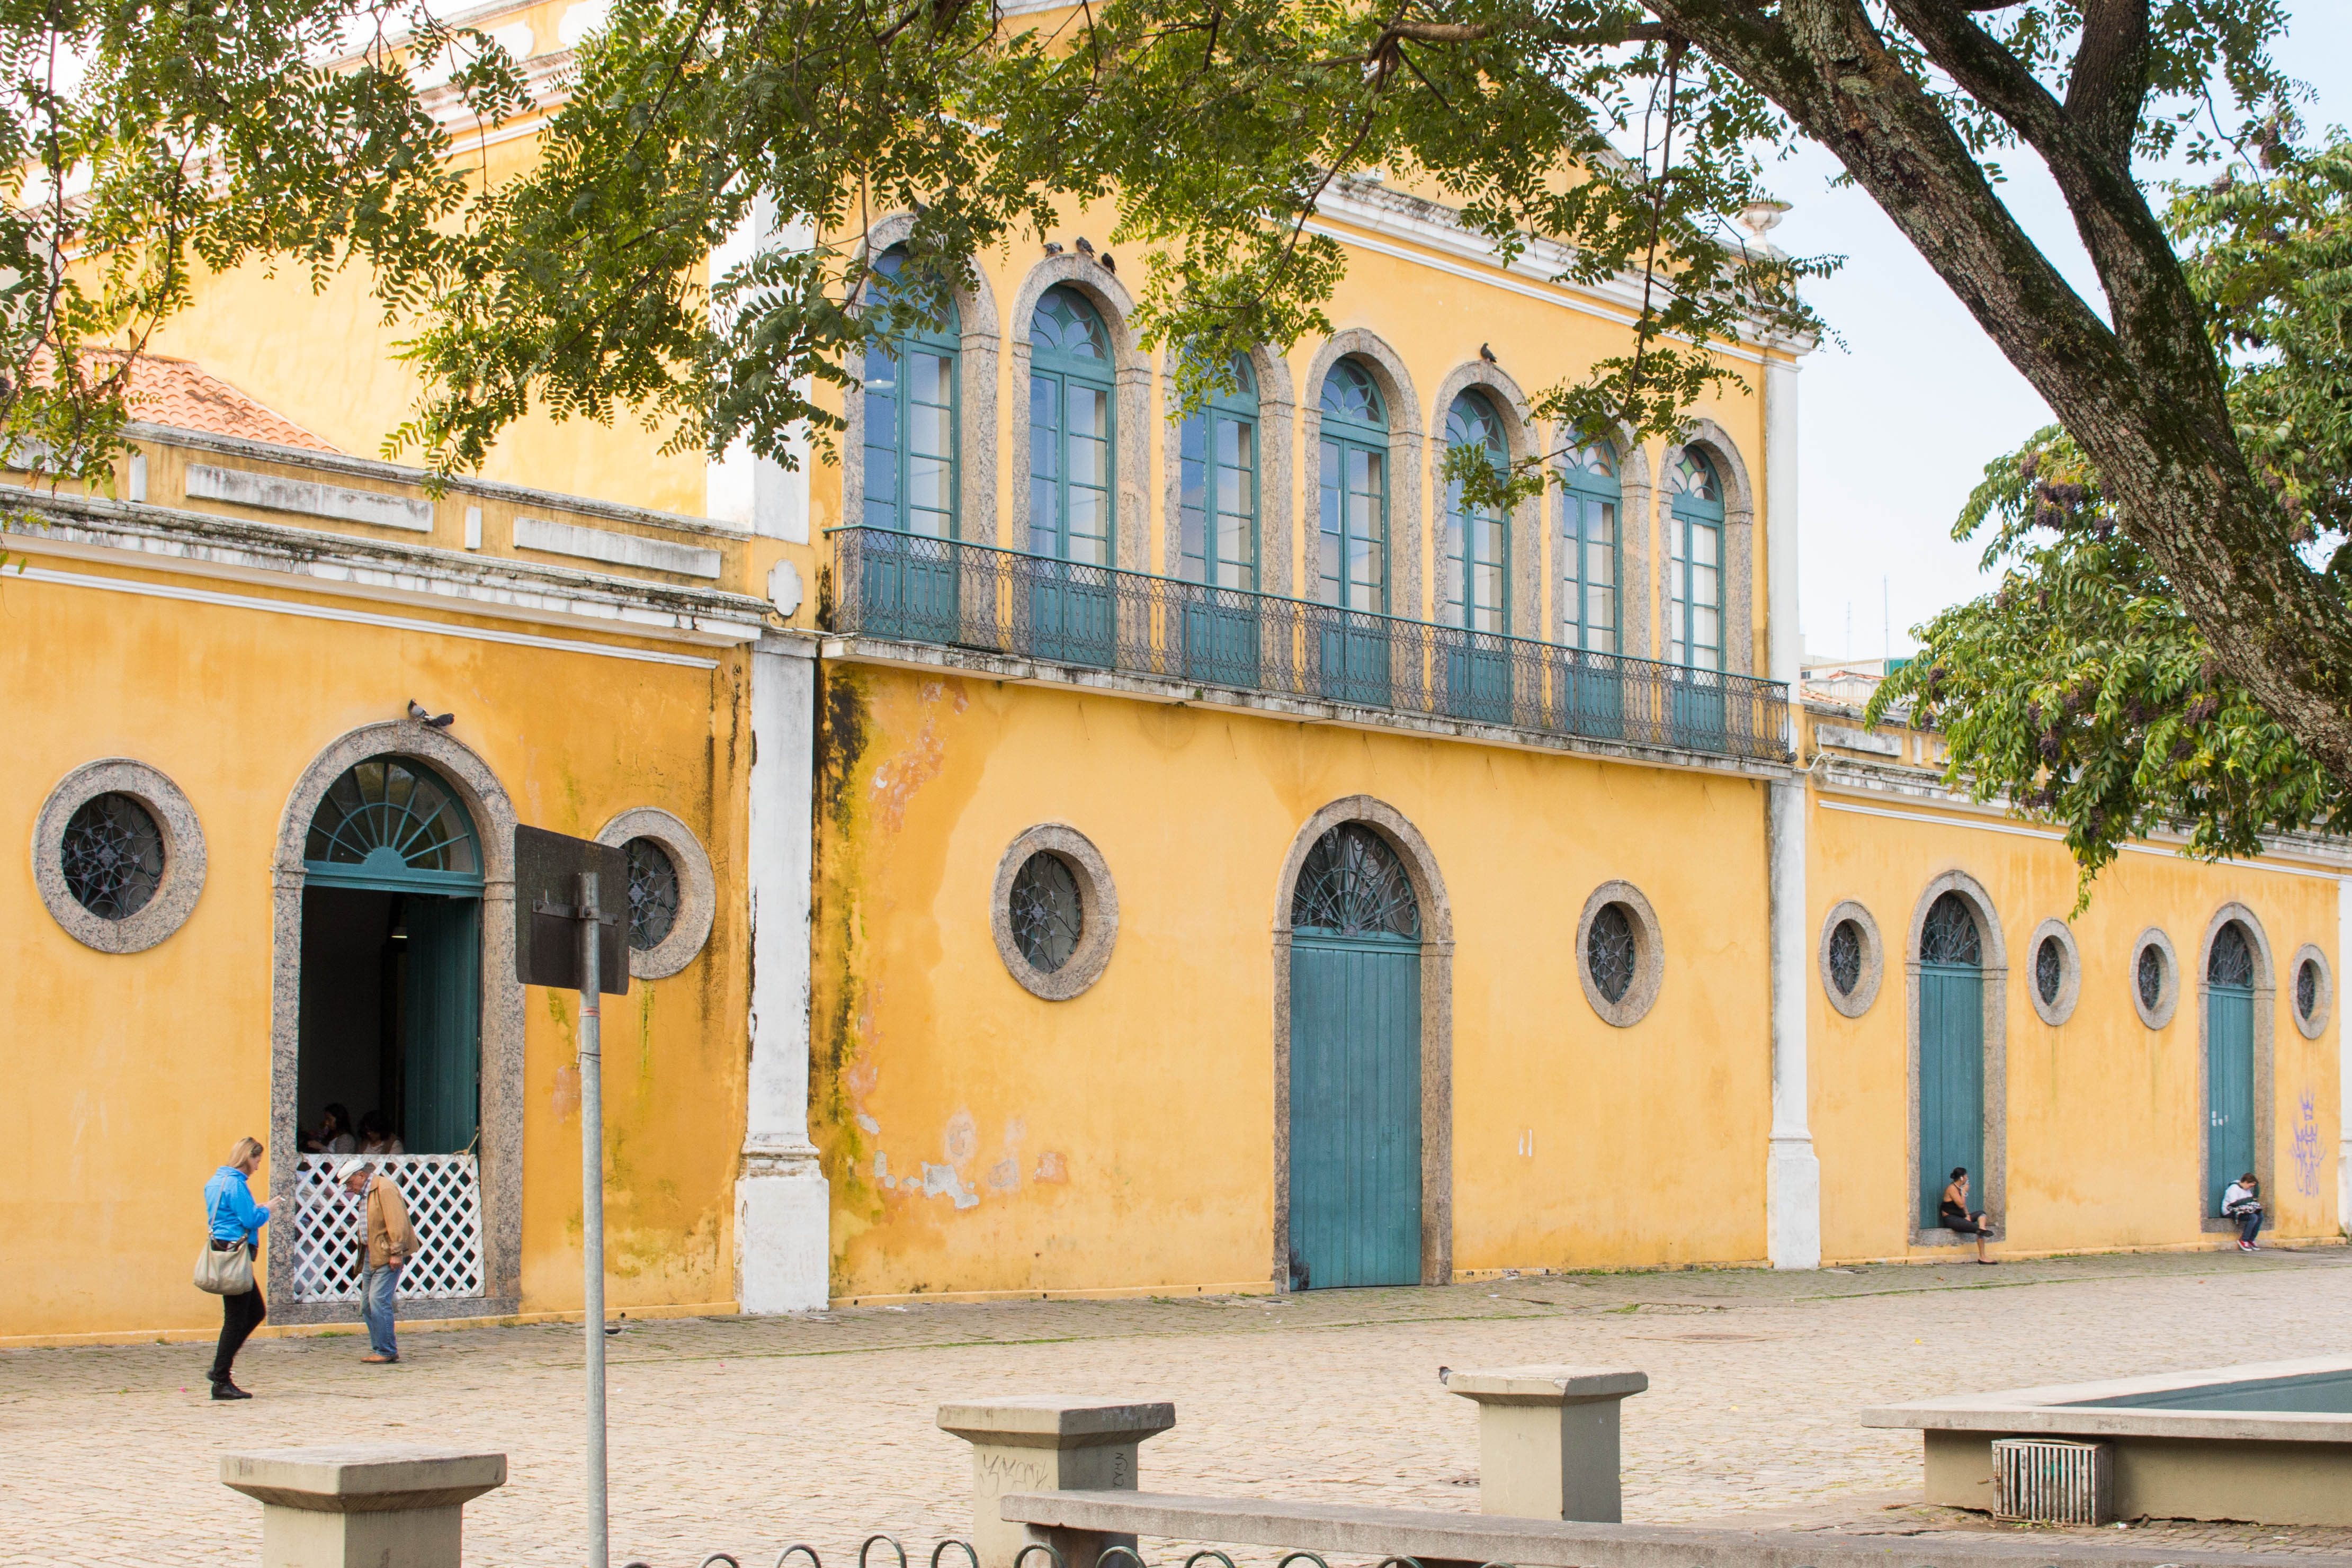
[291,1153,485,1302]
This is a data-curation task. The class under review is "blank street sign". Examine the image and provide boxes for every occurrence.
[514,825,629,994]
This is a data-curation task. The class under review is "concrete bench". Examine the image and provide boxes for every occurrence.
[997,1490,2352,1568]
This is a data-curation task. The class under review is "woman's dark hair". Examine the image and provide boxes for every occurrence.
[2241,1171,2258,1185]
[321,1103,351,1133]
[1950,1166,1969,1181]
[359,1110,391,1140]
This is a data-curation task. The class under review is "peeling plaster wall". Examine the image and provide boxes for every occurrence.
[0,575,755,1340]
[812,665,1776,1299]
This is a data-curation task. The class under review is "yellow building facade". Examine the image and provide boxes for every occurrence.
[1,0,2340,1345]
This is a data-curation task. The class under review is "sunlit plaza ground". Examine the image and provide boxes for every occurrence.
[7,1248,2352,1566]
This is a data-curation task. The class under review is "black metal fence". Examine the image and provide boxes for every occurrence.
[828,526,1790,764]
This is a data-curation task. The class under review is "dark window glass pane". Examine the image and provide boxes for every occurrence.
[2138,945,2165,1010]
[1828,920,1862,997]
[1920,893,1981,966]
[2297,959,2319,1020]
[2036,935,2063,1005]
[61,792,164,919]
[2208,924,2253,988]
[1588,903,1638,1003]
[624,838,681,951]
[1291,824,1419,938]
[1009,853,1084,971]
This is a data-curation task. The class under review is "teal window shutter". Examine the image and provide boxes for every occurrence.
[1177,354,1259,589]
[1559,434,1620,653]
[1441,391,1510,633]
[861,247,960,539]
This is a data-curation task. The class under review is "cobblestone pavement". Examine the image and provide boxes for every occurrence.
[5,1248,2350,1567]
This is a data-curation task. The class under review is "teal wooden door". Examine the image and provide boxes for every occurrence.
[404,894,482,1155]
[1287,824,1422,1289]
[2207,924,2257,1215]
[1917,894,1985,1227]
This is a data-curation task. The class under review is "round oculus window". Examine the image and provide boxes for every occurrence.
[62,792,165,920]
[1827,919,1863,998]
[2035,934,2064,1006]
[1009,852,1084,974]
[2298,957,2321,1022]
[1587,902,1638,1004]
[2137,944,2165,1011]
[624,836,681,951]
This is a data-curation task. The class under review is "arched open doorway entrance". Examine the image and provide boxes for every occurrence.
[296,756,485,1158]
[1272,797,1453,1292]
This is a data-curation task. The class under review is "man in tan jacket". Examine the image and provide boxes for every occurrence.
[336,1158,420,1364]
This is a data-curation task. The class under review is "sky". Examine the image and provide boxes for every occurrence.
[1774,4,2352,664]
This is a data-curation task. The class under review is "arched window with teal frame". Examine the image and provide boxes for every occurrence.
[861,246,959,539]
[1441,390,1509,633]
[857,246,962,641]
[1178,353,1258,589]
[1666,447,1727,744]
[1316,359,1392,707]
[1439,389,1513,724]
[1559,434,1619,654]
[1177,351,1262,688]
[1028,285,1116,665]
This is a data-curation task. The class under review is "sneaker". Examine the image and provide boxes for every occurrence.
[2238,1240,2255,1252]
[210,1379,252,1401]
[360,1353,399,1365]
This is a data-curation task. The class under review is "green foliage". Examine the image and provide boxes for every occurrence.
[388,0,1829,479]
[1874,427,2341,906]
[0,0,525,532]
[1877,137,2352,897]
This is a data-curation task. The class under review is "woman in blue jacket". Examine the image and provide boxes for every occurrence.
[203,1137,273,1399]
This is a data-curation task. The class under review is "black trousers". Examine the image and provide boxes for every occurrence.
[211,1282,266,1382]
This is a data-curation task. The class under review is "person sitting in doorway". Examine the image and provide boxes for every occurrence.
[2223,1172,2265,1252]
[355,1111,404,1157]
[336,1159,420,1364]
[302,1104,356,1155]
[1938,1167,1998,1265]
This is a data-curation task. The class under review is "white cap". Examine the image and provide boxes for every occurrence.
[335,1159,372,1184]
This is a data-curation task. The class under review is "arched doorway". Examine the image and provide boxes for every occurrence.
[2205,921,2257,1218]
[1285,822,1422,1289]
[297,756,486,1158]
[1917,890,1986,1230]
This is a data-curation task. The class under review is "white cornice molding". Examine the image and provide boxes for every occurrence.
[1815,757,2352,876]
[124,423,746,543]
[2,487,773,647]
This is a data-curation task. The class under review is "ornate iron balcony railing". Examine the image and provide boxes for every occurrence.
[827,526,1791,764]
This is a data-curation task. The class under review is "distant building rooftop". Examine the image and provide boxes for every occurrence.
[1799,652,1909,710]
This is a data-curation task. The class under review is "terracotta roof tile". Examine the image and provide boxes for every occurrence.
[115,354,342,453]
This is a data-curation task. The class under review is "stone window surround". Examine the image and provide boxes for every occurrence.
[1818,898,1884,1018]
[2194,903,2275,1237]
[1007,257,1154,571]
[1156,344,1300,597]
[1299,331,1428,621]
[266,721,524,1325]
[2291,941,2334,1041]
[2026,917,2083,1028]
[839,216,1004,552]
[33,757,208,954]
[1904,870,2008,1250]
[2131,926,2181,1029]
[1575,879,1666,1028]
[1659,419,1757,675]
[594,807,718,980]
[989,822,1120,1001]
[1554,418,1654,660]
[1269,795,1454,1289]
[1427,361,1543,640]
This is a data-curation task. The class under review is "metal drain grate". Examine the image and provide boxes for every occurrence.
[1993,1437,2113,1524]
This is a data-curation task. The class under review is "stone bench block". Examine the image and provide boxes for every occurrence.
[219,1446,507,1568]
[1444,1364,1648,1523]
[938,1396,1175,1568]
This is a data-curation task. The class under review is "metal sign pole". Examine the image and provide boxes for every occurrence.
[577,869,608,1568]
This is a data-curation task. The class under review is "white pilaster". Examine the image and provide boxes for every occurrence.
[2339,879,2350,1235]
[705,195,814,543]
[1764,351,1821,1269]
[736,632,829,1312]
